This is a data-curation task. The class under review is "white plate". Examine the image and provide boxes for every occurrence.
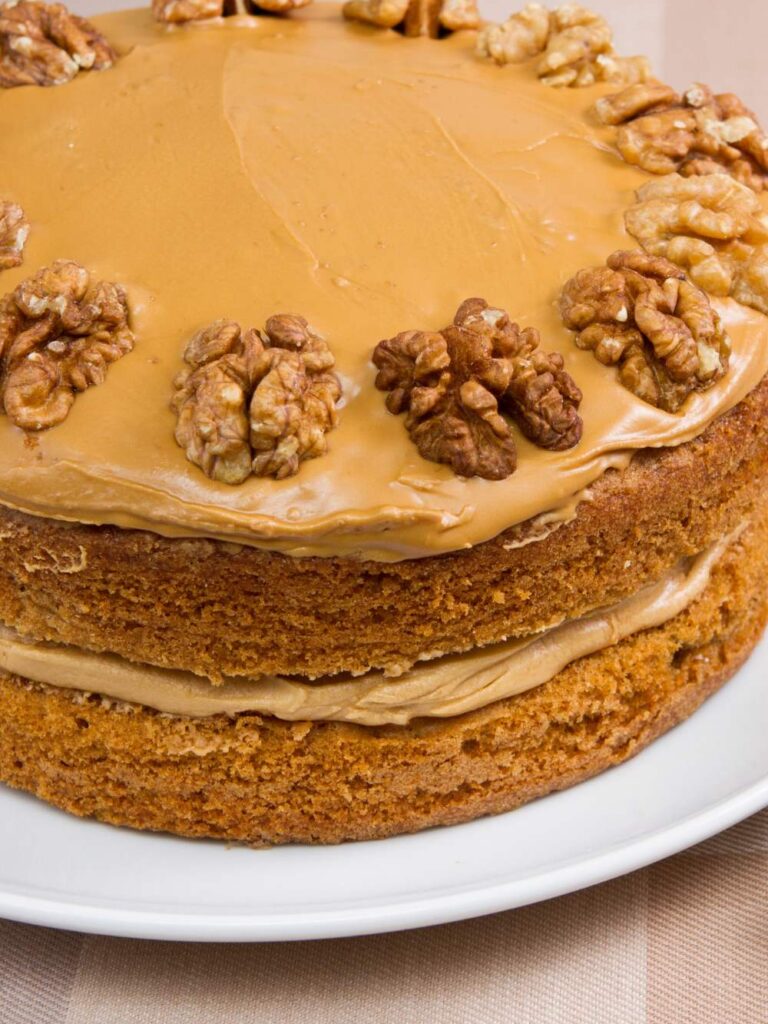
[1,632,767,941]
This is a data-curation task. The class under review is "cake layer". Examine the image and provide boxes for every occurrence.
[0,6,767,559]
[0,531,735,725]
[2,499,765,845]
[1,377,767,680]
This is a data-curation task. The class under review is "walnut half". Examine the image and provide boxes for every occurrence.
[342,0,479,38]
[594,81,768,193]
[0,0,115,88]
[373,298,582,480]
[560,250,731,412]
[476,3,649,88]
[0,260,134,430]
[0,201,29,271]
[624,173,768,316]
[152,0,310,24]
[172,315,341,483]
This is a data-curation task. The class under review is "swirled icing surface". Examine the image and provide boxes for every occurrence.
[0,6,766,560]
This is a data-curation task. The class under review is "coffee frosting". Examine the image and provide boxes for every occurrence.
[0,532,732,725]
[0,7,766,560]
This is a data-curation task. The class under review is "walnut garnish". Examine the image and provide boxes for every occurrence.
[0,0,115,88]
[152,0,220,22]
[476,3,650,87]
[171,320,257,484]
[0,202,28,270]
[0,260,134,430]
[248,0,311,9]
[342,0,479,37]
[152,0,310,23]
[594,81,768,192]
[373,298,582,480]
[624,173,768,316]
[560,250,731,413]
[172,315,341,483]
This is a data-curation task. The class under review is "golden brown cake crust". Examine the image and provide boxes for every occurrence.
[0,377,767,681]
[1,501,766,845]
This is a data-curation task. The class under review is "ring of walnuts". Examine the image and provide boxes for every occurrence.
[624,173,768,316]
[152,0,310,24]
[0,0,115,88]
[476,3,649,88]
[0,201,28,270]
[342,0,479,38]
[594,81,768,193]
[172,315,342,483]
[373,297,582,480]
[560,250,730,413]
[0,259,134,430]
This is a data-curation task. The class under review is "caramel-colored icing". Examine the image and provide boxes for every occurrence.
[0,7,766,560]
[0,532,732,724]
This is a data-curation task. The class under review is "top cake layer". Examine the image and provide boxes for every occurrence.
[0,4,767,560]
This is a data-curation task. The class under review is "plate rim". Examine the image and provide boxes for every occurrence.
[2,771,767,942]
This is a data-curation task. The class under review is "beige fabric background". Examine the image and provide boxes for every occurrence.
[1,807,767,1022]
[2,1,768,1020]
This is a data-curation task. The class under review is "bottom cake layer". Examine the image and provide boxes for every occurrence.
[1,506,767,845]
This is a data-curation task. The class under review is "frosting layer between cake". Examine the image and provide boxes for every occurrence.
[0,532,733,724]
[0,6,766,560]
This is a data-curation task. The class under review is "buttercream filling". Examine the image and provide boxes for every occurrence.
[0,7,766,560]
[0,532,733,726]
